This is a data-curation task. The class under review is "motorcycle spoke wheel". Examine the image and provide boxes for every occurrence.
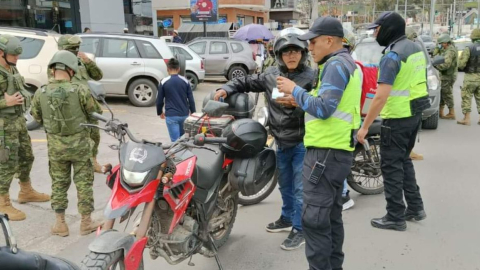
[348,141,384,195]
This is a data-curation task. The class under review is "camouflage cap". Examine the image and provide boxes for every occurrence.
[49,50,79,74]
[405,26,418,41]
[437,34,451,44]
[0,35,23,55]
[342,28,356,53]
[57,34,82,50]
[471,28,480,41]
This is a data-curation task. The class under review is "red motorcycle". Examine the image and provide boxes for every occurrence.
[80,86,276,270]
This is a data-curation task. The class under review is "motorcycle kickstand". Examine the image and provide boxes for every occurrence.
[208,234,224,270]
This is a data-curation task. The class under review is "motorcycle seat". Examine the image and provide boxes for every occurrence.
[368,119,382,136]
[191,145,224,190]
[0,246,80,270]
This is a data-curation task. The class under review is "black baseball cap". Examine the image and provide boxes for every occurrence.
[298,17,344,41]
[368,11,394,29]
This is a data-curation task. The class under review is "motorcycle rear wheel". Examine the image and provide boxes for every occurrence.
[81,250,144,270]
[347,140,384,195]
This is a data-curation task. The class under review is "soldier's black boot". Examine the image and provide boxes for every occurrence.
[371,216,407,231]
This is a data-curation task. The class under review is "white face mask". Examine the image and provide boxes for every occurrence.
[438,44,442,49]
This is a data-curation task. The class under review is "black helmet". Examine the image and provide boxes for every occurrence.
[221,119,267,158]
[274,28,309,72]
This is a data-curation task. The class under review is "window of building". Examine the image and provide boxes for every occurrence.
[80,37,101,56]
[189,42,206,55]
[231,43,244,53]
[102,39,140,58]
[257,17,264,25]
[16,37,44,60]
[210,42,228,54]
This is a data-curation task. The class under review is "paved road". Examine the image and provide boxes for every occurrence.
[2,74,480,270]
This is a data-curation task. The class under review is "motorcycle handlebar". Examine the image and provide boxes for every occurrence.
[91,112,109,123]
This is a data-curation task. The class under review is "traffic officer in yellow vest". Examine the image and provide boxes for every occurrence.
[277,17,361,270]
[358,12,430,231]
[0,35,50,221]
[55,35,110,174]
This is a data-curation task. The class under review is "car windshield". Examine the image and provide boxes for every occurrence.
[420,35,433,42]
[354,41,384,65]
[455,41,472,51]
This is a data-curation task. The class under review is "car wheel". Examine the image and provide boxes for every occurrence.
[186,72,199,91]
[422,111,439,130]
[127,78,157,107]
[228,66,246,80]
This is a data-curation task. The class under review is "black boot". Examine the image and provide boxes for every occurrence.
[405,209,427,221]
[371,216,407,231]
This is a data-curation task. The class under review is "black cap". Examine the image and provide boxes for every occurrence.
[368,11,394,29]
[298,17,344,41]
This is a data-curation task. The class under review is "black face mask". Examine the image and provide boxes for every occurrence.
[376,13,406,47]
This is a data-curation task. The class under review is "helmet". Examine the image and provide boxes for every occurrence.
[437,34,451,44]
[279,27,305,37]
[342,29,356,53]
[0,35,23,55]
[405,26,418,41]
[273,28,309,72]
[471,29,480,41]
[220,119,267,159]
[57,34,82,50]
[49,50,79,74]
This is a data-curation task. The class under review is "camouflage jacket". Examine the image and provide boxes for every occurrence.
[458,41,480,82]
[48,57,103,83]
[0,66,30,117]
[435,44,458,78]
[262,56,276,73]
[31,80,102,161]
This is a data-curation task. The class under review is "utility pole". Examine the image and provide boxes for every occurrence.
[477,0,480,28]
[405,0,408,18]
[453,0,456,36]
[422,0,425,33]
[396,0,399,13]
[372,1,376,21]
[430,0,436,36]
[341,0,344,22]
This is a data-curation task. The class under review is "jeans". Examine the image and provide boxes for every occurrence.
[165,116,188,142]
[381,114,424,221]
[276,142,306,231]
[342,179,348,197]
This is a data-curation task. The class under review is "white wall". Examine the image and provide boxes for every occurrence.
[152,0,189,10]
[79,0,125,33]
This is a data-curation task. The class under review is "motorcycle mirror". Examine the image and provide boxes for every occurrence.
[203,100,229,117]
[256,106,269,127]
[88,81,114,120]
[431,55,445,66]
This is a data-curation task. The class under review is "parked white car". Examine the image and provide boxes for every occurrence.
[78,33,174,107]
[168,43,205,91]
[0,27,60,130]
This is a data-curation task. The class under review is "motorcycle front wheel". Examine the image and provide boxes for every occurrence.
[81,250,144,270]
[347,139,384,195]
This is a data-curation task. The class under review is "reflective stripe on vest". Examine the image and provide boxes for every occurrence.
[381,51,428,119]
[304,62,361,152]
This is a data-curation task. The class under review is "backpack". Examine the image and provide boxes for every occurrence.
[355,61,379,117]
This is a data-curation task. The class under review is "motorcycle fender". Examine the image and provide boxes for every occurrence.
[88,230,135,255]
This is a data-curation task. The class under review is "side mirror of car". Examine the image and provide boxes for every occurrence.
[431,55,445,66]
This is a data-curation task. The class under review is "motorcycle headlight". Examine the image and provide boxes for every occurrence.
[427,68,439,91]
[122,168,149,187]
[256,107,269,127]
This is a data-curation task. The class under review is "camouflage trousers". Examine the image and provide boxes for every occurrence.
[49,159,94,215]
[460,82,480,114]
[90,124,100,157]
[0,116,34,195]
[440,79,455,109]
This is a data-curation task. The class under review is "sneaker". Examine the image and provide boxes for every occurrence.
[266,216,292,233]
[280,228,305,251]
[342,191,355,211]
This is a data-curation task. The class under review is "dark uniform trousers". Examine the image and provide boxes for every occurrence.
[302,148,353,270]
[381,113,425,221]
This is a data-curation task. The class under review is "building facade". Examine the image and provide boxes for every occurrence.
[152,0,270,36]
[269,0,302,26]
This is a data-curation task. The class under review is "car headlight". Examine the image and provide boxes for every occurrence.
[122,168,149,187]
[427,69,439,91]
[256,107,269,127]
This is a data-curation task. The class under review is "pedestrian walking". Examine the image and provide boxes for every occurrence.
[277,17,362,269]
[457,29,480,126]
[156,58,196,142]
[173,30,183,44]
[215,28,314,251]
[31,50,103,236]
[0,35,50,221]
[358,12,429,232]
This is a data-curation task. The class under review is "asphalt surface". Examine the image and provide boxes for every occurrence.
[2,74,480,270]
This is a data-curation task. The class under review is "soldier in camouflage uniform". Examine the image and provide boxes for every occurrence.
[262,41,276,72]
[0,35,50,221]
[31,50,103,237]
[433,34,458,120]
[457,29,480,125]
[54,35,111,173]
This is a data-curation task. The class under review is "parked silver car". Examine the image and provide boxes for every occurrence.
[78,33,174,107]
[168,43,205,91]
[187,37,257,80]
[354,37,440,129]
